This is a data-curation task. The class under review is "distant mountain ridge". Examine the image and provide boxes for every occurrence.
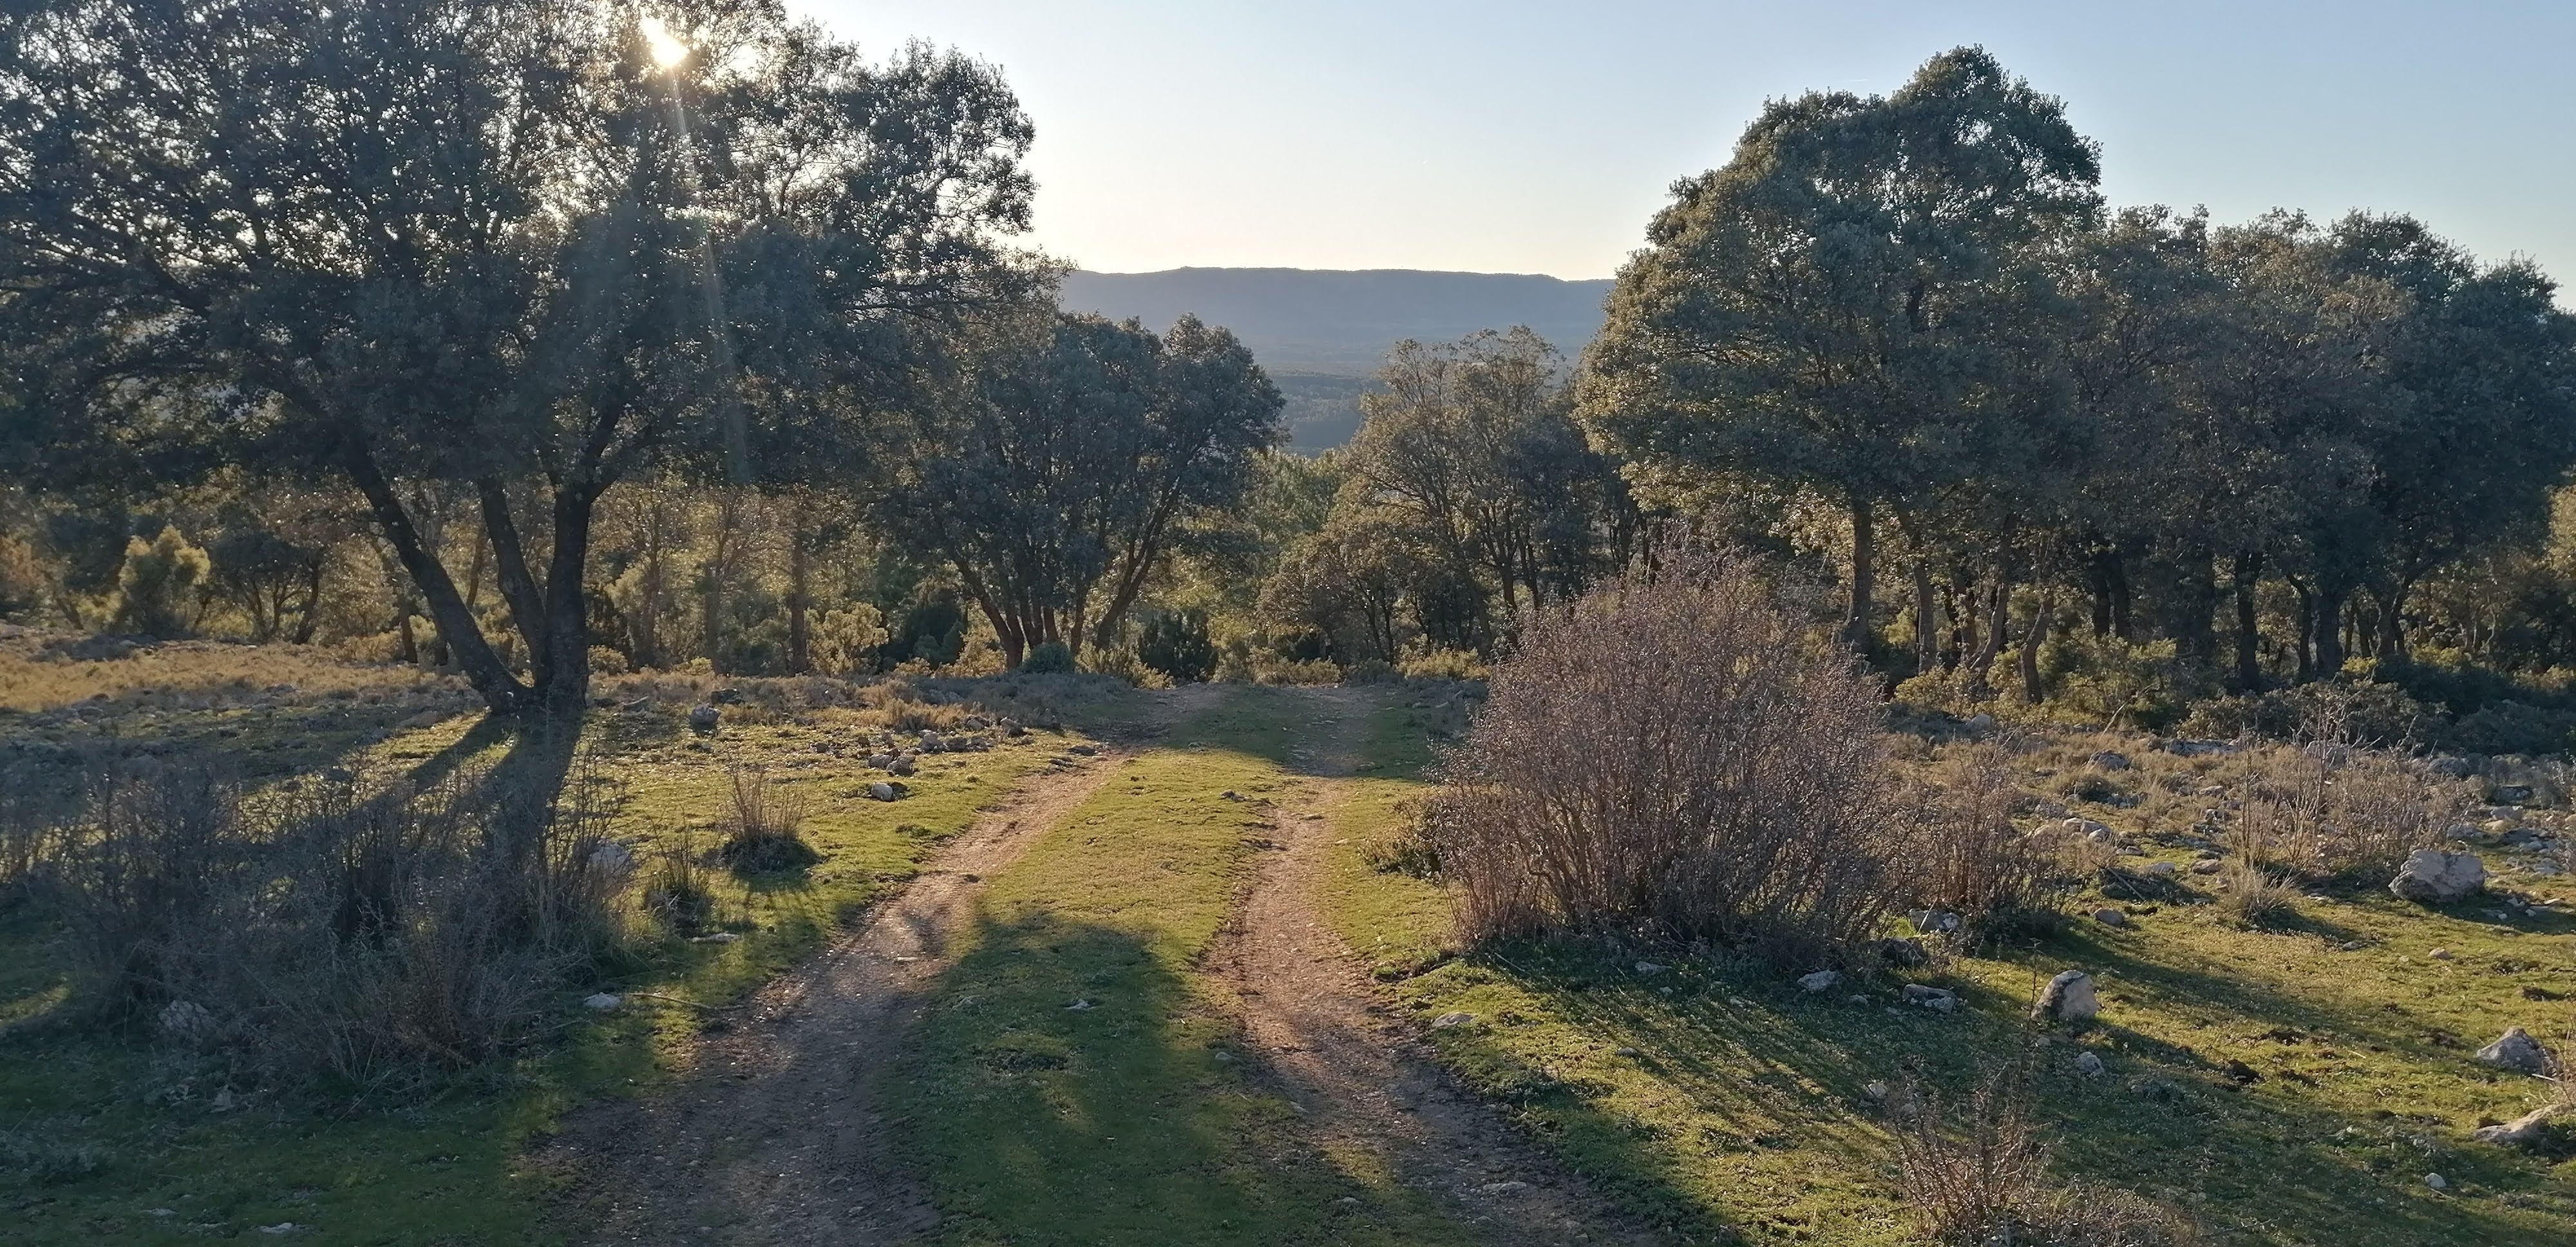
[1057,267,1615,450]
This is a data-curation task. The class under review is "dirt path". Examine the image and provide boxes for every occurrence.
[544,686,1222,1246]
[1209,687,1664,1246]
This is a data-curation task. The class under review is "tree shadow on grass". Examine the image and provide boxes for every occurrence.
[1452,936,2576,1246]
[895,911,1482,1247]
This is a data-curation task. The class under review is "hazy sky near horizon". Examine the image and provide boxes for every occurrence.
[790,1,2573,285]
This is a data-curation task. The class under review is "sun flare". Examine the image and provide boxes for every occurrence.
[638,15,688,69]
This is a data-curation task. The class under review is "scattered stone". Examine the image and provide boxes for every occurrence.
[1221,790,1242,801]
[692,931,741,944]
[1962,713,1998,734]
[889,756,917,777]
[1901,984,1958,1013]
[1797,969,1841,993]
[1068,743,1101,756]
[158,999,218,1045]
[1862,1081,1890,1100]
[1001,718,1025,736]
[1476,1181,1530,1195]
[2033,970,2100,1023]
[867,753,896,769]
[1848,995,1874,1005]
[2160,738,2239,757]
[2391,848,2486,903]
[1877,937,1931,968]
[2191,859,2224,875]
[2090,751,2132,771]
[687,703,721,734]
[587,842,638,877]
[1908,909,1963,935]
[2424,1172,2448,1192]
[2473,1105,2564,1148]
[258,1224,302,1236]
[2429,756,2477,779]
[2497,785,2536,804]
[2147,861,2177,877]
[2072,1051,2105,1078]
[583,993,623,1011]
[2476,1027,2552,1075]
[2092,907,2128,928]
[918,731,947,753]
[1614,1046,1640,1056]
[2429,947,2453,960]
[2222,1059,2262,1084]
[1633,960,1669,975]
[869,782,902,802]
[1066,998,1095,1011]
[1431,1011,1475,1029]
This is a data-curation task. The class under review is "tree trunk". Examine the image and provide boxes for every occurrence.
[2313,584,2350,678]
[1967,573,2009,682]
[533,482,598,719]
[289,553,327,645]
[701,490,739,672]
[345,448,529,713]
[2172,544,2218,673]
[1913,558,1938,675]
[2018,588,2053,705]
[2232,551,2263,692]
[1846,493,1875,652]
[786,519,812,675]
[2374,582,2408,660]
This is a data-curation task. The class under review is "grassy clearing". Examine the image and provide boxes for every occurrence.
[1317,695,2576,1246]
[894,685,1475,1246]
[0,642,1139,1245]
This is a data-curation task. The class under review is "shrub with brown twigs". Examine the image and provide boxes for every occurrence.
[1430,544,1899,964]
[32,759,634,1091]
[1895,1063,2197,1246]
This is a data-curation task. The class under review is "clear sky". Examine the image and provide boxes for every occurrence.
[790,1,2574,285]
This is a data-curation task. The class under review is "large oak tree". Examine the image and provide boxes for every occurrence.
[0,0,1034,714]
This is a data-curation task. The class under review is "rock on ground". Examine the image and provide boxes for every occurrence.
[2034,970,2099,1023]
[2390,848,2486,903]
[2474,1105,2564,1148]
[2477,1027,2553,1075]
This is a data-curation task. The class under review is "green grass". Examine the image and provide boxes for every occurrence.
[893,685,1474,1246]
[0,649,1139,1245]
[1314,696,2576,1246]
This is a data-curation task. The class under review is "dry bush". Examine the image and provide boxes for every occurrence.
[1896,1065,2195,1246]
[2211,850,2298,928]
[1902,746,2078,930]
[2235,747,2466,882]
[644,830,717,934]
[34,760,632,1090]
[1431,545,1898,963]
[718,766,817,872]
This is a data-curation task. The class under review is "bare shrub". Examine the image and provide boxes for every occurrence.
[2211,850,2298,928]
[645,829,717,934]
[718,766,817,873]
[2235,747,2465,882]
[1895,1064,2195,1246]
[1431,545,1897,963]
[1902,746,2076,930]
[37,759,634,1090]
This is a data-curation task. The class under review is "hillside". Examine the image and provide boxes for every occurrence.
[1059,267,1615,451]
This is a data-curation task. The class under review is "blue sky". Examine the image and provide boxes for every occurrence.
[790,1,2574,285]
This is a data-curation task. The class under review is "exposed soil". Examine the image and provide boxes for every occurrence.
[541,687,1224,1246]
[1208,686,1665,1246]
